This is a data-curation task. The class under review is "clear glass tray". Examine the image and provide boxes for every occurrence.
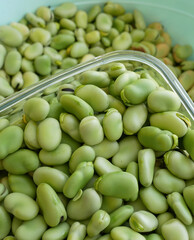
[0,50,193,123]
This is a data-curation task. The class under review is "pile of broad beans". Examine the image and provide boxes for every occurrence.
[0,1,193,101]
[0,58,194,240]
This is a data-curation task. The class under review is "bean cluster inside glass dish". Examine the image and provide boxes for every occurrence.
[0,57,194,240]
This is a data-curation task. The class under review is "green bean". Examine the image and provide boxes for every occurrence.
[101,196,123,214]
[4,192,39,220]
[87,210,110,237]
[69,145,95,172]
[126,162,139,180]
[60,95,94,120]
[0,70,10,82]
[95,171,138,201]
[0,183,9,201]
[67,222,86,240]
[89,46,105,56]
[164,150,194,180]
[3,236,16,240]
[29,27,51,46]
[54,2,77,19]
[113,19,125,33]
[37,183,67,227]
[0,206,11,240]
[21,58,34,72]
[61,132,81,152]
[4,50,22,76]
[75,84,109,112]
[10,22,29,41]
[39,143,71,166]
[0,44,6,68]
[79,71,110,88]
[46,22,60,36]
[173,44,192,62]
[60,57,77,69]
[70,42,89,58]
[153,169,185,194]
[104,2,125,16]
[0,25,23,47]
[37,117,62,151]
[0,76,14,97]
[150,112,190,138]
[23,97,50,122]
[80,54,95,63]
[145,234,164,240]
[111,226,146,240]
[79,116,104,145]
[67,188,102,221]
[138,149,155,187]
[60,112,82,142]
[121,78,158,105]
[138,126,178,152]
[75,10,88,29]
[183,185,194,216]
[107,95,126,115]
[183,129,194,161]
[123,104,148,135]
[140,185,168,214]
[36,6,53,22]
[167,192,192,225]
[3,149,39,174]
[42,222,70,240]
[112,32,132,50]
[15,215,47,240]
[102,108,123,141]
[156,212,174,235]
[0,126,23,160]
[113,71,140,96]
[112,136,142,169]
[130,210,158,232]
[34,54,51,76]
[147,88,181,112]
[22,71,39,88]
[185,219,194,240]
[104,205,134,233]
[25,12,45,28]
[11,217,23,236]
[24,42,43,60]
[94,157,121,176]
[85,31,101,45]
[8,174,36,198]
[133,9,146,30]
[11,72,23,90]
[96,13,113,33]
[161,219,189,240]
[63,162,94,198]
[33,166,68,192]
[108,62,126,78]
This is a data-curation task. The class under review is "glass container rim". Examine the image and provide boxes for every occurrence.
[0,50,193,120]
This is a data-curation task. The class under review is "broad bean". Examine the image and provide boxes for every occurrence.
[15,215,47,240]
[37,183,67,227]
[95,171,138,201]
[37,117,62,151]
[67,188,102,221]
[0,206,11,240]
[4,192,39,220]
[33,166,68,192]
[39,143,71,166]
[3,149,39,174]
